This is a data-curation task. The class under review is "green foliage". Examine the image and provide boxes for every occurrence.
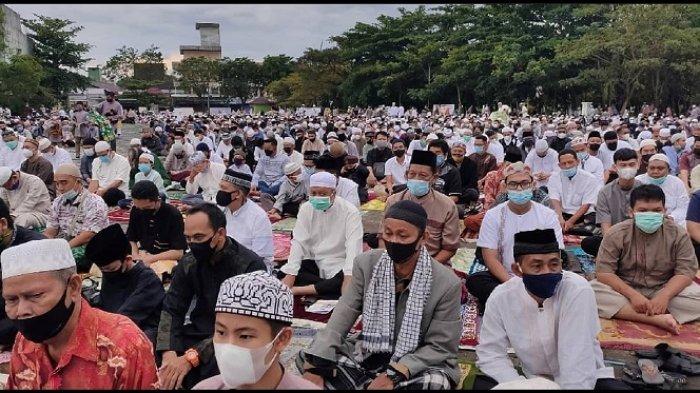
[103,44,164,82]
[219,57,260,99]
[0,54,52,112]
[175,56,220,97]
[22,14,92,100]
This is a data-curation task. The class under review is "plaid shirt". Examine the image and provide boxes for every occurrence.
[48,189,109,238]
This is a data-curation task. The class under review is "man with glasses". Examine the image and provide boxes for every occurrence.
[466,162,564,312]
[156,203,266,390]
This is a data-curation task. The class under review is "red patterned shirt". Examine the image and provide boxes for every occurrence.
[7,299,159,390]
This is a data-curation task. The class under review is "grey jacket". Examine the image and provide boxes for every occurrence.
[305,249,462,384]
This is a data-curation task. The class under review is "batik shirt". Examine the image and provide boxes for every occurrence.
[47,190,109,239]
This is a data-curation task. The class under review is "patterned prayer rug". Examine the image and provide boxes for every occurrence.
[452,248,476,275]
[360,199,386,212]
[566,245,596,274]
[272,217,297,232]
[598,318,700,356]
[107,207,131,223]
[273,232,292,262]
[459,293,481,349]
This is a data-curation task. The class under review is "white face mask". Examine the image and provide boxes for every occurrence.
[618,167,638,180]
[214,330,282,389]
[22,148,34,159]
[84,148,95,157]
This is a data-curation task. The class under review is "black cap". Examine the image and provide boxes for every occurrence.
[409,150,437,170]
[513,229,560,258]
[85,224,130,267]
[385,200,427,232]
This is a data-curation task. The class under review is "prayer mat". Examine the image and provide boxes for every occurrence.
[452,248,476,274]
[598,318,700,356]
[281,327,320,375]
[459,293,481,349]
[361,210,384,234]
[273,232,292,262]
[166,191,185,201]
[457,358,480,390]
[107,207,131,223]
[563,234,583,246]
[293,296,333,323]
[360,199,386,212]
[566,245,596,274]
[272,217,297,232]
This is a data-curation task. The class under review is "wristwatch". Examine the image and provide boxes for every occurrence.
[386,366,406,385]
[184,348,200,368]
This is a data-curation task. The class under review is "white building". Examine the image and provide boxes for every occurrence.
[1,5,33,61]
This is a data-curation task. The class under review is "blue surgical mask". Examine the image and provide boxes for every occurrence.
[406,179,430,197]
[648,176,666,186]
[634,212,664,234]
[304,166,316,176]
[522,272,563,299]
[138,163,152,174]
[561,167,577,178]
[63,189,78,201]
[5,140,18,150]
[436,155,445,167]
[576,152,589,161]
[99,155,111,164]
[309,196,332,211]
[507,189,533,205]
[463,135,472,143]
[474,146,484,154]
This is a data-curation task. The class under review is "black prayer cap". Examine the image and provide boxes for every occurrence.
[513,229,561,258]
[85,224,130,267]
[603,131,618,141]
[409,150,437,170]
[587,131,601,140]
[304,150,320,160]
[504,146,523,164]
[314,154,341,172]
[385,200,427,232]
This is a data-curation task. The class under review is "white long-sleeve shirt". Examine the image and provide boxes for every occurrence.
[547,169,602,215]
[185,162,226,203]
[0,143,26,170]
[43,146,73,171]
[224,199,274,267]
[635,173,690,227]
[281,196,363,278]
[524,148,559,188]
[476,271,615,389]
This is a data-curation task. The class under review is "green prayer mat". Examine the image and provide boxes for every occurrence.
[72,245,91,273]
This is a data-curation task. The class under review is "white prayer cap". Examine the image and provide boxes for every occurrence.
[283,137,295,145]
[284,161,301,176]
[0,167,12,185]
[54,163,81,178]
[535,138,549,152]
[493,377,560,390]
[129,138,141,146]
[637,130,652,140]
[139,153,154,163]
[570,137,586,146]
[659,128,671,137]
[309,172,336,190]
[215,271,293,323]
[95,141,111,153]
[649,153,670,165]
[154,126,163,132]
[37,138,52,152]
[639,139,657,150]
[245,130,255,138]
[1,239,75,280]
[326,132,338,140]
[670,133,685,144]
[189,151,207,166]
[501,127,514,134]
[426,133,438,141]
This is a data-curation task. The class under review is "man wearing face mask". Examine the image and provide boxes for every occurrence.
[468,135,498,181]
[570,137,604,181]
[591,185,700,335]
[217,170,274,269]
[269,162,308,220]
[301,150,319,178]
[251,138,289,196]
[89,141,131,197]
[1,238,158,389]
[0,130,25,170]
[157,203,265,389]
[134,153,165,193]
[427,139,462,203]
[467,163,563,311]
[661,133,686,176]
[183,151,226,206]
[383,139,411,194]
[599,130,632,171]
[339,155,370,204]
[298,201,461,390]
[637,138,658,174]
[635,154,689,227]
[383,150,460,265]
[524,138,558,189]
[43,164,109,272]
[282,136,303,166]
[19,138,55,198]
[366,131,394,186]
[194,272,319,390]
[164,133,192,187]
[0,166,51,229]
[37,137,72,172]
[301,129,324,154]
[278,172,363,299]
[313,154,361,207]
[86,224,165,345]
[476,229,623,390]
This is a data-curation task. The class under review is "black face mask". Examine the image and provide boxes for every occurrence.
[189,233,218,264]
[139,206,157,217]
[264,149,275,157]
[642,153,653,163]
[393,149,405,158]
[283,147,293,154]
[606,141,618,151]
[14,282,75,343]
[384,237,421,264]
[694,148,700,156]
[588,143,601,152]
[216,190,234,207]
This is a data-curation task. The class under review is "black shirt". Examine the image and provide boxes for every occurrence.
[127,203,187,255]
[366,147,394,179]
[434,162,463,198]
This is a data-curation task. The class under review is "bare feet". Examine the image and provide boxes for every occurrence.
[652,314,681,335]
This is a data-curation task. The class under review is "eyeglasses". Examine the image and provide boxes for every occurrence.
[506,180,533,190]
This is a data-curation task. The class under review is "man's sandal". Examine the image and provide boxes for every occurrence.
[638,359,665,385]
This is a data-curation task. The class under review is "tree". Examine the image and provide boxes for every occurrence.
[219,57,260,99]
[175,56,220,97]
[103,44,164,82]
[0,55,52,113]
[22,14,92,100]
[259,55,295,87]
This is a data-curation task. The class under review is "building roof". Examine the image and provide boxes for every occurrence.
[90,80,123,93]
[248,96,275,105]
[179,45,222,54]
[196,22,219,29]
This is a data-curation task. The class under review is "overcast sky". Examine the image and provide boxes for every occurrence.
[7,4,425,71]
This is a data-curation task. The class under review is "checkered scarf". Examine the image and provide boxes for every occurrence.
[360,246,433,362]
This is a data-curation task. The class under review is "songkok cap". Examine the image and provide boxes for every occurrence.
[513,229,561,258]
[95,141,111,153]
[130,138,141,146]
[587,131,601,140]
[639,139,657,149]
[0,167,12,185]
[535,139,549,152]
[38,138,52,151]
[303,150,320,160]
[85,224,130,267]
[503,161,531,179]
[139,153,154,163]
[409,149,437,168]
[670,133,685,144]
[284,161,301,176]
[504,147,523,164]
[221,168,252,190]
[384,200,427,232]
[283,137,295,145]
[196,142,210,152]
[649,153,670,165]
[215,271,293,324]
[189,151,207,166]
[54,163,81,178]
[309,171,336,189]
[1,239,76,280]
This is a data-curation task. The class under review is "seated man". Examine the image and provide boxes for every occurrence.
[183,151,226,206]
[468,135,498,181]
[447,140,479,204]
[38,138,72,171]
[383,139,411,194]
[581,148,642,257]
[688,190,700,261]
[252,137,289,196]
[141,126,164,156]
[156,203,266,390]
[0,130,24,170]
[19,138,55,198]
[428,139,462,203]
[268,161,307,219]
[217,169,274,269]
[196,142,224,166]
[297,201,461,390]
[43,163,109,272]
[524,139,559,189]
[0,167,51,229]
[313,154,361,207]
[476,229,623,390]
[548,149,602,234]
[383,150,460,265]
[278,172,363,299]
[193,272,320,390]
[79,137,97,183]
[635,153,690,227]
[86,224,165,345]
[467,162,564,311]
[571,136,604,181]
[127,180,187,266]
[637,138,659,175]
[1,238,158,389]
[134,152,165,193]
[227,147,253,176]
[339,155,370,204]
[591,184,700,335]
[89,141,130,197]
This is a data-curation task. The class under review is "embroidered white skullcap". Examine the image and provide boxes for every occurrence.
[503,161,532,178]
[670,133,685,144]
[94,141,111,153]
[38,138,52,151]
[54,163,81,178]
[649,153,670,165]
[659,128,671,137]
[637,130,652,140]
[139,153,154,163]
[0,167,11,185]
[309,171,337,189]
[535,138,549,152]
[215,271,293,323]
[493,377,560,390]
[189,151,207,166]
[639,139,657,150]
[570,137,586,146]
[326,132,338,140]
[284,161,301,176]
[426,133,438,141]
[283,137,295,145]
[1,239,76,280]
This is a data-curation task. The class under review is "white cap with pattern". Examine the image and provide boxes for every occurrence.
[215,271,293,323]
[1,239,76,280]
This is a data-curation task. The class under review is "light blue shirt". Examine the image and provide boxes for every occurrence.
[252,152,289,187]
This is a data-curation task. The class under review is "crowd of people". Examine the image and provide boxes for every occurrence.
[0,96,698,389]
